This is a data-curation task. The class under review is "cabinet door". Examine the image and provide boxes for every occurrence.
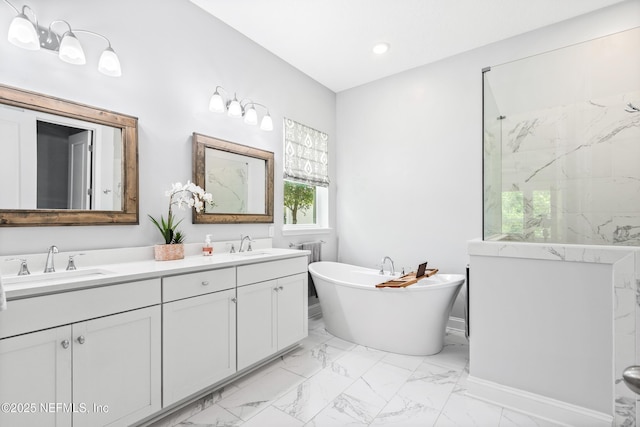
[163,289,237,406]
[72,306,161,427]
[0,326,72,427]
[237,280,277,370]
[277,273,309,350]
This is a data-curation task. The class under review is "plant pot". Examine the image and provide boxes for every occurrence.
[154,243,184,261]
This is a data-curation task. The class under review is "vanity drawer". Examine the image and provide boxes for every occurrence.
[163,267,236,302]
[0,278,161,339]
[237,256,308,287]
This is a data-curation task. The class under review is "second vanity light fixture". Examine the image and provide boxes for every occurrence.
[3,0,122,76]
[209,86,273,131]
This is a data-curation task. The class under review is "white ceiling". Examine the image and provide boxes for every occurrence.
[191,0,627,93]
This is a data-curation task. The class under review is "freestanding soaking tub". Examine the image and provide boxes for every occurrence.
[308,261,464,355]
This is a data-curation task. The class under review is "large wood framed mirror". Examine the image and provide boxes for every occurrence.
[0,84,138,226]
[192,132,274,224]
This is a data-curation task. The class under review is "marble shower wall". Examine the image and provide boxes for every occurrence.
[486,90,640,245]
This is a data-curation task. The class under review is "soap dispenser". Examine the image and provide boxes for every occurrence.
[203,234,213,256]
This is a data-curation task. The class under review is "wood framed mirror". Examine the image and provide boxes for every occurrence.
[0,84,138,226]
[192,132,274,224]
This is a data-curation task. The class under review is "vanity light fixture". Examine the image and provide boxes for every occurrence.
[3,0,122,76]
[209,86,273,131]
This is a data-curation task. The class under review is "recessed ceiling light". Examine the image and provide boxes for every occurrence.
[372,42,390,55]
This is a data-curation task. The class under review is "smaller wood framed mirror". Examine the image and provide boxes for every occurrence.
[192,132,274,224]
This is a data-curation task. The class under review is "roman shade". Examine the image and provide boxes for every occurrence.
[283,118,329,187]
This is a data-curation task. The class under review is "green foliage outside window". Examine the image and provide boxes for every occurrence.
[501,190,551,238]
[502,191,523,234]
[284,181,316,224]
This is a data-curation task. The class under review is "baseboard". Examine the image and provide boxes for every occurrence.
[467,375,613,427]
[447,316,465,332]
[308,302,322,319]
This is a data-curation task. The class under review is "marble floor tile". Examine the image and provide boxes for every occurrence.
[393,361,461,412]
[324,335,358,351]
[273,368,356,423]
[358,361,414,402]
[159,317,567,427]
[280,342,348,378]
[371,394,441,426]
[305,390,380,426]
[217,367,305,421]
[434,391,503,426]
[240,406,304,427]
[328,350,381,380]
[175,403,241,426]
[423,330,469,371]
[382,352,427,372]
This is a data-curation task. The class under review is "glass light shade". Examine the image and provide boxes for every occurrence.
[227,97,242,118]
[260,113,273,131]
[209,91,225,113]
[58,32,86,65]
[98,47,121,77]
[243,105,258,125]
[8,13,40,50]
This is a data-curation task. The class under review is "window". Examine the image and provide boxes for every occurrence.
[283,118,329,232]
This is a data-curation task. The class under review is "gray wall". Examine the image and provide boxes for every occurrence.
[0,0,337,258]
[335,0,640,319]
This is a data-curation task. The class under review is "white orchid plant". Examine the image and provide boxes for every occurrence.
[149,181,214,244]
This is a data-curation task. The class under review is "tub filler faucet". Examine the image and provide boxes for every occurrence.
[380,256,395,275]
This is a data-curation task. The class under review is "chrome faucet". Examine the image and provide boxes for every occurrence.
[239,235,253,252]
[44,245,59,273]
[380,256,395,275]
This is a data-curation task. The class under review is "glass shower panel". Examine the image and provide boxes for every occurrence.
[483,27,640,245]
[482,69,503,239]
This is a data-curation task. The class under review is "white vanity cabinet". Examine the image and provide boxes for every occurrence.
[0,325,72,427]
[236,257,308,370]
[161,268,237,406]
[0,279,161,427]
[0,249,311,426]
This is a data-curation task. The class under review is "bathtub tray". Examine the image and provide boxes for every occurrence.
[376,269,439,288]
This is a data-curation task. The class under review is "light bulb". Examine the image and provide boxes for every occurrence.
[7,12,40,50]
[59,31,86,65]
[244,105,258,125]
[209,90,225,113]
[98,47,121,77]
[260,113,273,131]
[227,95,242,118]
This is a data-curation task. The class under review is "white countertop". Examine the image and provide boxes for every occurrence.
[2,246,309,300]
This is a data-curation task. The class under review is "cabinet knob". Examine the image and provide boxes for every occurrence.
[61,340,70,349]
[273,287,279,292]
[202,281,210,286]
[76,335,86,345]
[231,297,237,303]
[278,286,284,291]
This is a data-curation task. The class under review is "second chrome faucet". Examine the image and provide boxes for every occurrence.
[239,235,253,252]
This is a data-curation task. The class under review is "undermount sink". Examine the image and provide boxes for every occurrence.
[234,251,271,257]
[2,268,113,285]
